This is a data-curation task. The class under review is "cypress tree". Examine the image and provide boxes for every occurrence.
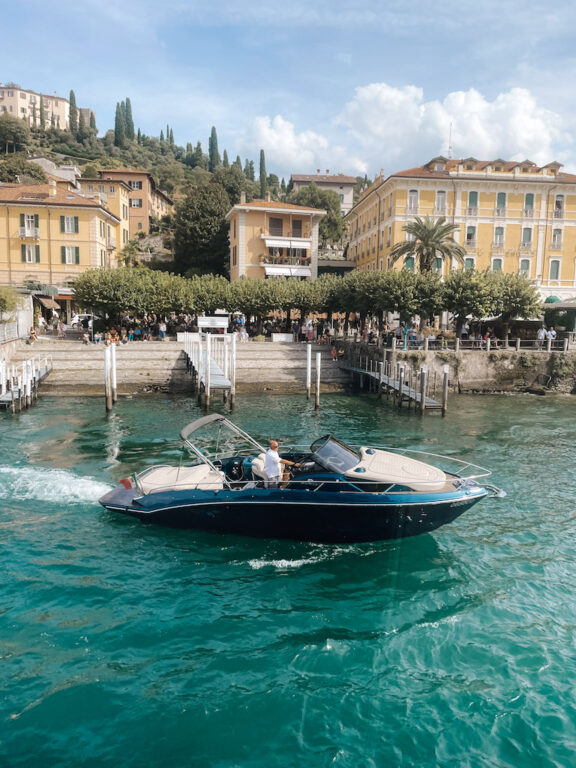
[125,97,135,140]
[160,129,165,143]
[69,90,78,134]
[223,150,229,168]
[234,155,242,170]
[280,177,287,197]
[208,126,221,172]
[77,110,87,140]
[89,111,97,133]
[169,127,174,147]
[114,102,126,147]
[248,160,255,181]
[39,97,46,130]
[259,149,267,198]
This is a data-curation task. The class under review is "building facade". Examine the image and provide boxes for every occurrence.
[0,84,94,130]
[97,169,173,237]
[346,157,576,300]
[226,196,326,281]
[289,171,356,215]
[0,183,121,292]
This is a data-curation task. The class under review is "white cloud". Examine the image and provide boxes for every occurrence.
[335,84,572,173]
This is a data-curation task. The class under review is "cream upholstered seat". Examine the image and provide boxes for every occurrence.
[251,453,268,482]
[136,465,224,494]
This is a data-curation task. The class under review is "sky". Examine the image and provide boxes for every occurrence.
[2,0,576,179]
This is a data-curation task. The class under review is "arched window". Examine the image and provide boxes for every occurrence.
[404,256,415,271]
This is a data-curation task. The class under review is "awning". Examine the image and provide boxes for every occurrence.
[37,297,60,310]
[264,266,312,277]
[264,238,311,250]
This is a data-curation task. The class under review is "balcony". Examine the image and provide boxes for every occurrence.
[434,206,446,215]
[106,236,117,250]
[494,207,506,217]
[523,208,535,218]
[19,226,40,239]
[406,205,418,214]
[465,239,477,249]
[520,242,533,251]
[554,208,564,219]
[551,239,563,250]
[492,239,504,249]
[466,207,478,216]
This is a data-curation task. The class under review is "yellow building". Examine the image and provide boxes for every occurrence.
[76,178,131,250]
[0,83,94,130]
[226,194,326,280]
[97,169,173,237]
[0,183,121,296]
[347,157,576,300]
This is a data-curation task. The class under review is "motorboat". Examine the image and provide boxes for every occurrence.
[99,414,504,543]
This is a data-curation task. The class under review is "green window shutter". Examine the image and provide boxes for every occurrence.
[74,217,79,233]
[497,192,506,208]
[60,216,65,233]
[35,245,40,263]
[21,244,26,262]
[34,214,39,228]
[61,246,66,264]
[20,213,25,227]
[75,247,80,264]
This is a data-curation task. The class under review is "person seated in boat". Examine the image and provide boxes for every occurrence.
[265,440,299,488]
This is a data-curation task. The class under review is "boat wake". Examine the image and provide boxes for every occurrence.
[0,466,113,503]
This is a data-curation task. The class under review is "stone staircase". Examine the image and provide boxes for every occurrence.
[6,337,350,395]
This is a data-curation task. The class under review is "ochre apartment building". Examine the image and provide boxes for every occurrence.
[97,169,173,237]
[226,195,326,281]
[0,183,121,292]
[347,157,576,300]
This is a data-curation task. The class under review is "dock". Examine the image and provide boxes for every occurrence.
[0,356,53,413]
[340,357,446,413]
[182,332,235,409]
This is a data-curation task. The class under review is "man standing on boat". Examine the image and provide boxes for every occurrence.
[265,440,298,488]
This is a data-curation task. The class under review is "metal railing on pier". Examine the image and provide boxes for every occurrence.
[0,355,53,413]
[182,332,236,410]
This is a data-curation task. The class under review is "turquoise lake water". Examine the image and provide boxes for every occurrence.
[2,391,576,767]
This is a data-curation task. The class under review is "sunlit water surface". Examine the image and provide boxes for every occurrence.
[1,392,576,767]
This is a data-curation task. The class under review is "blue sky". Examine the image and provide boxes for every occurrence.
[2,0,576,178]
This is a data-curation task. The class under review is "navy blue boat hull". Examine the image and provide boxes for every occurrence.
[99,485,486,543]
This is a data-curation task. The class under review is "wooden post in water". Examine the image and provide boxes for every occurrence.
[442,365,449,416]
[104,345,113,412]
[397,365,405,407]
[0,360,6,396]
[419,365,427,414]
[378,361,384,399]
[230,332,237,409]
[223,336,230,403]
[306,343,312,400]
[111,342,118,403]
[205,332,212,411]
[315,352,321,409]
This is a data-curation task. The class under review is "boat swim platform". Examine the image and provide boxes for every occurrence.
[339,363,443,411]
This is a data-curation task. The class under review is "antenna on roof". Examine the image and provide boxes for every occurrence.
[447,122,453,159]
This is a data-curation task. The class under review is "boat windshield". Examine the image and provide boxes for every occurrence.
[309,435,360,474]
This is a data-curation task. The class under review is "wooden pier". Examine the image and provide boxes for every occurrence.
[0,356,53,413]
[340,357,447,413]
[182,332,236,409]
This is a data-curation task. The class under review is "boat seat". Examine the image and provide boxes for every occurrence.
[251,453,268,482]
[136,465,225,494]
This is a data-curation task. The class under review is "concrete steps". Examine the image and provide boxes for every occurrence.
[6,339,350,394]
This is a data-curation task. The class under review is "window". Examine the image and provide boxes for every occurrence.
[407,189,418,212]
[549,260,560,280]
[21,244,40,263]
[404,256,415,270]
[61,246,80,265]
[20,213,39,235]
[436,162,444,171]
[464,257,475,271]
[340,194,344,203]
[496,192,506,214]
[99,221,105,238]
[519,259,530,275]
[100,249,106,267]
[60,215,79,233]
[232,245,237,266]
[292,219,302,237]
[552,228,562,249]
[137,222,143,230]
[492,258,503,271]
[494,226,504,246]
[387,227,391,247]
[434,257,443,272]
[435,190,446,214]
[466,225,476,245]
[129,180,143,190]
[109,186,115,193]
[87,185,94,192]
[524,193,534,214]
[123,230,128,244]
[20,92,26,99]
[269,217,283,236]
[99,185,105,193]
[233,219,237,238]
[122,205,128,219]
[554,195,564,218]
[522,228,532,247]
[130,199,143,208]
[467,191,478,215]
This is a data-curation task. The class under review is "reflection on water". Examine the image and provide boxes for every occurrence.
[2,392,576,767]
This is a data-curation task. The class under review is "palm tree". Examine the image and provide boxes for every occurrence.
[389,216,466,273]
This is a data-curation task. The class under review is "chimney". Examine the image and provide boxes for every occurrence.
[240,191,246,204]
[326,169,329,175]
[265,191,271,202]
[48,180,57,197]
[316,169,320,174]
